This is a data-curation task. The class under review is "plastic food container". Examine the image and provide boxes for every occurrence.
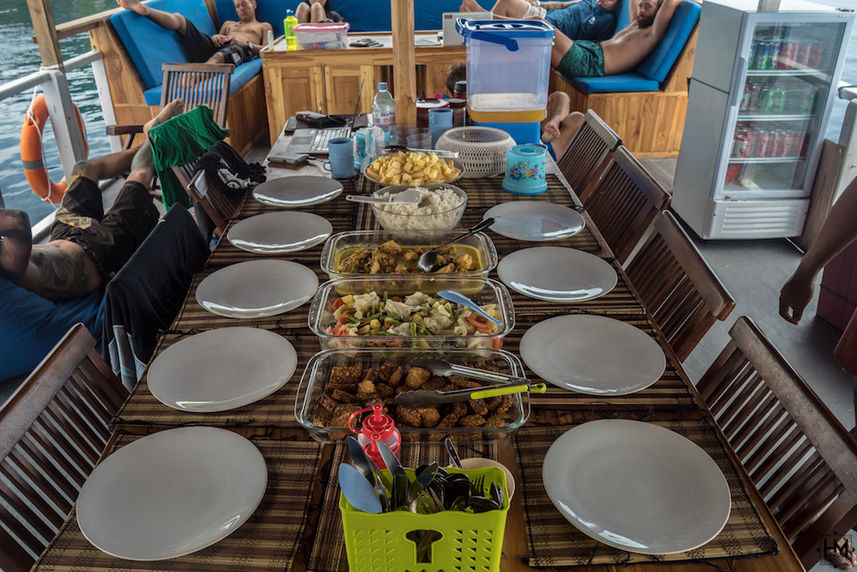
[307,276,515,349]
[456,20,554,123]
[371,184,467,237]
[294,22,350,50]
[320,230,498,281]
[340,466,509,571]
[294,347,530,444]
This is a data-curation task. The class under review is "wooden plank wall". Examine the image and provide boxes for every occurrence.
[550,27,698,159]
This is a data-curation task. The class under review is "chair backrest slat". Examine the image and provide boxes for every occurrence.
[557,109,621,198]
[0,324,128,572]
[625,212,735,361]
[697,316,857,569]
[160,62,233,126]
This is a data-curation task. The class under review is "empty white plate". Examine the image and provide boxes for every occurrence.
[196,260,318,318]
[543,419,731,554]
[498,247,617,302]
[253,176,343,207]
[520,314,665,395]
[227,211,332,254]
[148,328,297,412]
[484,201,584,241]
[77,427,267,560]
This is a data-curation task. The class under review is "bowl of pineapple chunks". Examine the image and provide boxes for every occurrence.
[364,151,463,186]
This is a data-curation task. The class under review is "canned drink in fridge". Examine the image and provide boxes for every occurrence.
[754,127,772,157]
[774,129,790,157]
[725,163,743,184]
[749,42,758,69]
[739,88,751,112]
[794,132,807,156]
[777,42,798,69]
[733,128,752,158]
[767,42,780,70]
[800,88,816,115]
[783,131,800,157]
[746,81,761,112]
[796,42,812,66]
[770,88,786,114]
[809,42,823,69]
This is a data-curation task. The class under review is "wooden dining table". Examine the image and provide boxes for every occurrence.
[33,153,806,572]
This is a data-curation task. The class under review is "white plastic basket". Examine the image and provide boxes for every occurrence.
[435,127,515,178]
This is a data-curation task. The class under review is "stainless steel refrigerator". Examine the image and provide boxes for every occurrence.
[672,0,854,239]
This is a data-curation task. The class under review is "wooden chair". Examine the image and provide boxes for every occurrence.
[580,146,670,264]
[556,109,622,200]
[624,211,735,361]
[697,316,857,569]
[107,62,233,149]
[0,324,128,572]
[185,166,243,239]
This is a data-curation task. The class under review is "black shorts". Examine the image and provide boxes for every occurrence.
[51,176,159,281]
[177,21,253,64]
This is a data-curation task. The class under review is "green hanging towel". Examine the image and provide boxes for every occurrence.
[148,105,230,208]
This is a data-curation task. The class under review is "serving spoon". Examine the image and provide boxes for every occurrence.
[437,289,503,326]
[345,188,422,205]
[416,217,495,272]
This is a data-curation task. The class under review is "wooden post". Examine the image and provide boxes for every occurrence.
[390,0,416,125]
[27,0,64,70]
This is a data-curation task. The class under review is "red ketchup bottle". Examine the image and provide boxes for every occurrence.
[347,404,401,469]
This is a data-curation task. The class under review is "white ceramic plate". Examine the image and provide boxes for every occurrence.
[252,176,343,207]
[483,201,584,241]
[520,314,665,395]
[227,211,332,254]
[543,419,731,555]
[77,427,267,560]
[497,247,617,302]
[147,328,297,412]
[196,260,318,318]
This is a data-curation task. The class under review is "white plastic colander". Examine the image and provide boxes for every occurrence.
[435,127,515,178]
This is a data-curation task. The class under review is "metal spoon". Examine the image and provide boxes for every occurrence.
[346,436,377,486]
[345,188,422,204]
[411,357,531,385]
[394,381,546,407]
[385,144,459,158]
[416,218,495,272]
[437,289,502,327]
[444,436,463,469]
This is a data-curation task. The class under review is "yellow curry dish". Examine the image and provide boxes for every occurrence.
[336,240,482,275]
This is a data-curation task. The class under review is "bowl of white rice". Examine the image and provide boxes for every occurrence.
[371,184,467,236]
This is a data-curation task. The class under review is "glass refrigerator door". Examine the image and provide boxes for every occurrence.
[722,16,849,198]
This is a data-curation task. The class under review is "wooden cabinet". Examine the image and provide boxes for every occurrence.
[261,35,465,144]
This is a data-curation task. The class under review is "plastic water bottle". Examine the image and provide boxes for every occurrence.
[283,10,298,51]
[371,82,396,133]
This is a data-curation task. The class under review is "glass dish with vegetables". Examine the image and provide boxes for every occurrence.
[320,230,498,285]
[308,277,514,349]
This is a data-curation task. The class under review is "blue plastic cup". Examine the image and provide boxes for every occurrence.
[324,137,355,179]
[429,108,453,148]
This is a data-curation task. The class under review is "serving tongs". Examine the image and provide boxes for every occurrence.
[394,380,546,408]
[384,144,459,159]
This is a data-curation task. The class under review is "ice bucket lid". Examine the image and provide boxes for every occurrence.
[456,19,554,40]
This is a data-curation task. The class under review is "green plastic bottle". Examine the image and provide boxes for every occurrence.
[283,9,298,51]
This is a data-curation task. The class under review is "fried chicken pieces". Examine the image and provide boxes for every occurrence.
[312,361,517,437]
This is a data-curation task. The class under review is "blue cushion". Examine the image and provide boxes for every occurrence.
[110,0,217,90]
[635,0,700,83]
[569,73,659,93]
[215,0,494,34]
[615,0,631,31]
[0,277,104,382]
[142,57,263,105]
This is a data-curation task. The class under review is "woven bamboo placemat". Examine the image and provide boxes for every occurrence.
[516,420,779,567]
[307,440,498,572]
[115,331,323,427]
[34,434,323,572]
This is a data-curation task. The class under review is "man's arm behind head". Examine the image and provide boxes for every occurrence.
[652,0,685,40]
[0,209,33,279]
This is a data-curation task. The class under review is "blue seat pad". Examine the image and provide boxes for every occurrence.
[143,58,262,105]
[110,0,217,90]
[569,73,660,93]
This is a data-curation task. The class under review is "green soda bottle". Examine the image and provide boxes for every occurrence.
[283,9,298,51]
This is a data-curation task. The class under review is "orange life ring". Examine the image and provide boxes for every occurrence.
[20,94,89,204]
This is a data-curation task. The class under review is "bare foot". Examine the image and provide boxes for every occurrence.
[143,99,184,133]
[542,119,561,143]
[117,0,150,16]
[827,537,857,570]
[460,0,485,12]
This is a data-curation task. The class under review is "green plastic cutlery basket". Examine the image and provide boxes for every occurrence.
[339,466,509,572]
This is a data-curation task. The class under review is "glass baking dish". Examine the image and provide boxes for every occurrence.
[307,276,515,349]
[294,347,530,444]
[320,230,498,282]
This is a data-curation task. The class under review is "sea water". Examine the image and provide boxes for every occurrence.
[0,0,854,224]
